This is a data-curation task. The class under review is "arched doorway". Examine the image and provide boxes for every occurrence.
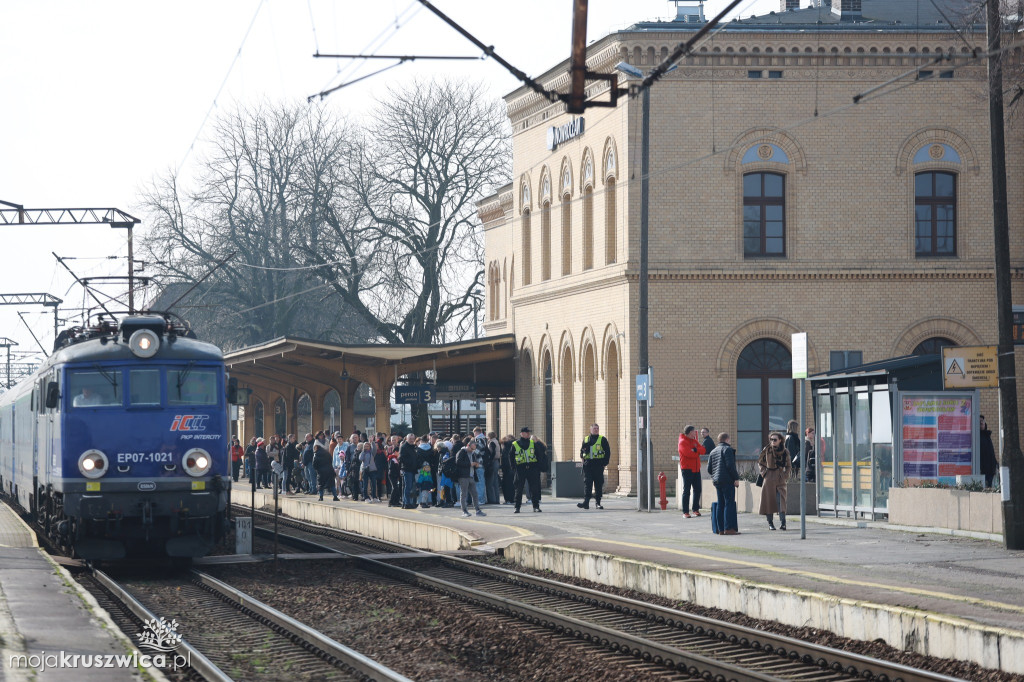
[736,339,793,460]
[560,346,574,461]
[323,389,341,434]
[297,393,312,436]
[254,400,265,438]
[605,342,620,489]
[912,337,955,355]
[274,397,287,436]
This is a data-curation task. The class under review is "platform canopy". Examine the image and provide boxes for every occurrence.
[224,334,517,435]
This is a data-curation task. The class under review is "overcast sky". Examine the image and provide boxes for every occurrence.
[0,0,775,360]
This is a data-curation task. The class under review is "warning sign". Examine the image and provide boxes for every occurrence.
[941,346,998,389]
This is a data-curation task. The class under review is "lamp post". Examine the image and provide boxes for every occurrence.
[616,61,654,511]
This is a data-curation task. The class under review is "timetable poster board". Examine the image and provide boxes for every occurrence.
[901,394,973,484]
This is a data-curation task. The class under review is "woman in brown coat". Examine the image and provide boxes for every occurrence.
[758,432,791,530]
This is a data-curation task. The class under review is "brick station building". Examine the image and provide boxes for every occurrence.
[478,0,1024,497]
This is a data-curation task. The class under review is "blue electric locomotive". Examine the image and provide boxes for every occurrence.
[0,314,239,560]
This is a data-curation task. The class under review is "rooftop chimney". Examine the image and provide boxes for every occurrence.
[831,0,862,19]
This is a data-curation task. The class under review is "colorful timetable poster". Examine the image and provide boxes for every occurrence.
[901,395,973,484]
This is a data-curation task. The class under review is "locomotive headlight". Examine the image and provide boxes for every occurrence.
[78,450,109,479]
[129,329,160,358]
[182,448,212,477]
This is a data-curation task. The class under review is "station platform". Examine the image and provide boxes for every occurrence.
[235,486,1024,674]
[0,503,159,681]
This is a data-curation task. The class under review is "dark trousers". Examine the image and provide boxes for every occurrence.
[681,470,702,512]
[402,471,418,507]
[514,465,542,509]
[582,464,605,503]
[231,460,241,482]
[714,483,736,532]
[501,466,515,503]
[317,469,336,498]
[389,475,402,506]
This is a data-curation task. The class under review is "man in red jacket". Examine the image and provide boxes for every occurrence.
[678,425,705,518]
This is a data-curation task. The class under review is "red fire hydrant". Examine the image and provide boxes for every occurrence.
[658,471,668,510]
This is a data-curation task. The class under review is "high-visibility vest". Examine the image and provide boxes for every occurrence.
[583,435,606,460]
[512,439,537,465]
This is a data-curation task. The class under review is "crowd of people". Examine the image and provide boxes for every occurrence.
[229,418,817,533]
[230,425,575,517]
[684,419,815,536]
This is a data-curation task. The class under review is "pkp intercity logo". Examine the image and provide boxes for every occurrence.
[171,415,209,432]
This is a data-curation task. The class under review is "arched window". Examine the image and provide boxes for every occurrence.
[323,390,341,434]
[543,352,554,449]
[254,400,265,438]
[583,186,594,271]
[522,209,532,285]
[541,201,552,281]
[297,393,312,436]
[915,171,956,256]
[561,193,572,276]
[274,397,287,436]
[743,172,786,257]
[912,337,955,355]
[605,177,617,265]
[736,339,793,459]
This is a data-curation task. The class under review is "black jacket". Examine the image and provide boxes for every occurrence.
[283,442,299,469]
[707,442,739,486]
[785,431,801,468]
[399,441,421,473]
[454,447,473,479]
[313,440,333,474]
[578,434,610,468]
[701,435,715,457]
[301,441,315,466]
[980,428,998,476]
[255,446,270,470]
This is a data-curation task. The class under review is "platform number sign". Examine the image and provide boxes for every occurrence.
[636,373,650,404]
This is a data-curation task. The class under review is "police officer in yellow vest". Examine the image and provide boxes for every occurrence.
[577,423,611,510]
[512,426,547,513]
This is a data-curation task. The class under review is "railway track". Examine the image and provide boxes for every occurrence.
[75,566,411,682]
[250,514,966,682]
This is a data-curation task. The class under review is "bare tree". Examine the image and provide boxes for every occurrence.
[140,104,369,349]
[296,79,511,345]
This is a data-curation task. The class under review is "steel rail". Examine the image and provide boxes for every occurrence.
[191,570,414,682]
[435,554,967,682]
[263,524,968,682]
[257,528,777,681]
[91,568,233,682]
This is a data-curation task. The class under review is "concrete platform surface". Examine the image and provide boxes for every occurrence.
[0,502,167,681]
[237,488,1024,673]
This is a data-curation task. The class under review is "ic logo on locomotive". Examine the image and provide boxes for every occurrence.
[170,415,209,432]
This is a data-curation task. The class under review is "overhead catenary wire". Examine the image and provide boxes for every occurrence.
[176,0,268,177]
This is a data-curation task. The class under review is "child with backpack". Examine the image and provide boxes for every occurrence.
[416,462,434,508]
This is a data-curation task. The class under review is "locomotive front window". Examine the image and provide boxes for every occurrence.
[129,369,161,406]
[68,370,122,408]
[169,369,218,406]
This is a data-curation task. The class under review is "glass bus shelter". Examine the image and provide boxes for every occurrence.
[810,354,978,519]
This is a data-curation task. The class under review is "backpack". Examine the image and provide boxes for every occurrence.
[441,455,456,478]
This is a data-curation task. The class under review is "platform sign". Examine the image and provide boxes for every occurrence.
[941,346,998,389]
[436,383,475,401]
[792,333,808,379]
[235,517,253,555]
[635,373,650,402]
[395,385,435,403]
